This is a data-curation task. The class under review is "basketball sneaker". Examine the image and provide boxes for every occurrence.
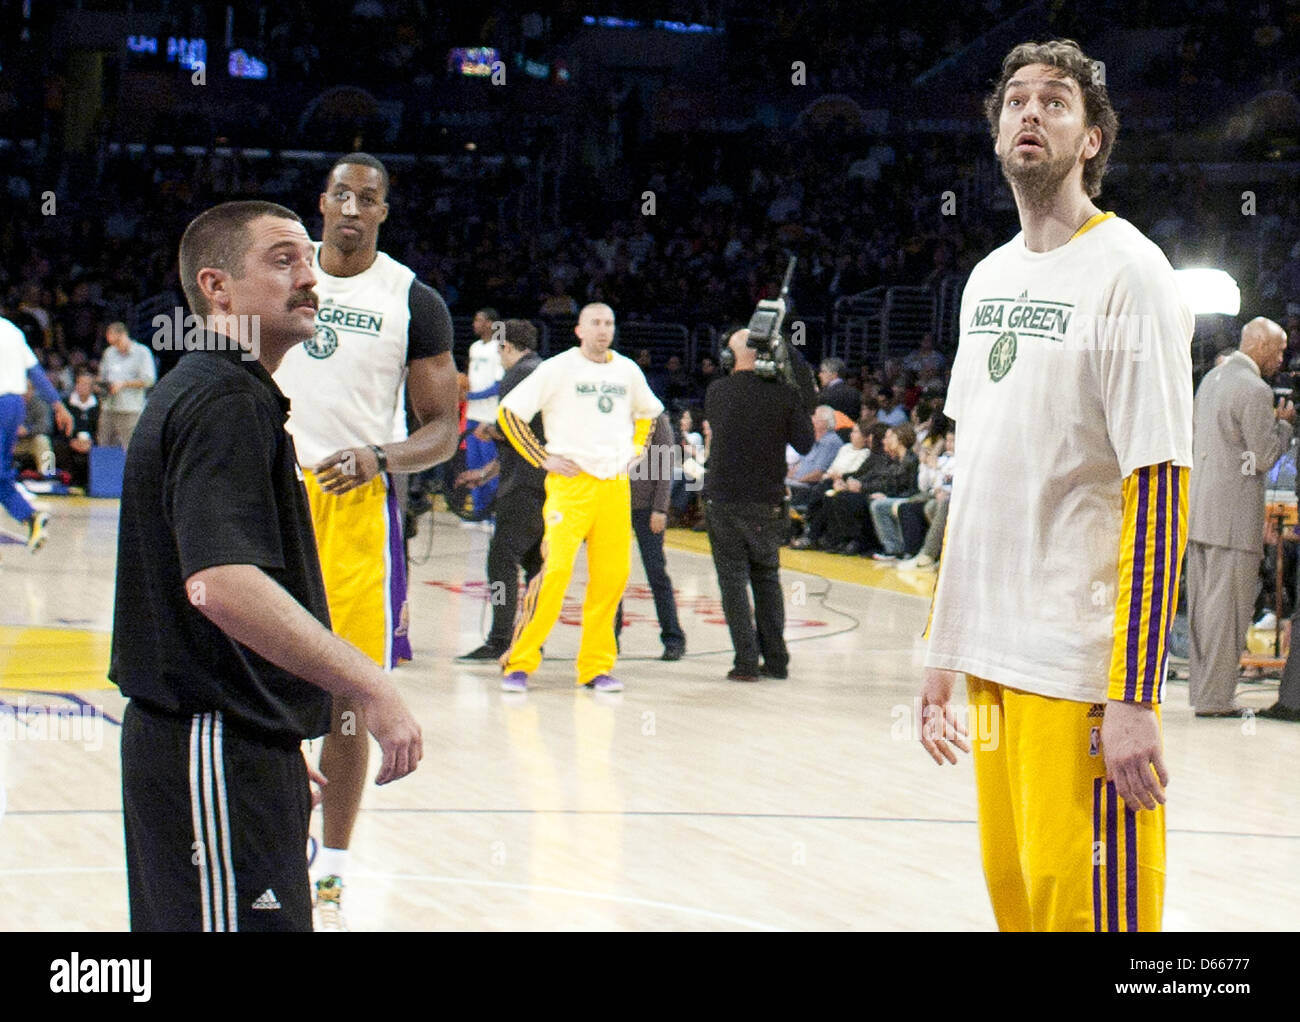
[313,874,349,932]
[501,671,528,692]
[26,511,50,553]
[585,675,624,692]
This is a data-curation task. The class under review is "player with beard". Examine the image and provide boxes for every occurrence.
[274,154,459,929]
[919,40,1193,931]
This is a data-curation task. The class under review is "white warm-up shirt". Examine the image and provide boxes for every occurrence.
[924,215,1193,703]
[499,346,664,479]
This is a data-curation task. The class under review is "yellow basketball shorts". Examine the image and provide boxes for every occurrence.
[503,472,632,685]
[966,677,1166,932]
[302,469,411,668]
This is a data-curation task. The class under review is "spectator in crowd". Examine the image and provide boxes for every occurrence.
[790,419,875,548]
[785,405,844,507]
[663,353,694,408]
[817,357,862,429]
[878,386,908,426]
[54,368,99,487]
[97,322,156,449]
[819,422,899,554]
[898,425,955,570]
[538,280,578,318]
[670,406,705,524]
[54,281,104,360]
[903,331,947,373]
[868,424,922,560]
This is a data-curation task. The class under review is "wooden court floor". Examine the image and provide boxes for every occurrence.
[1,498,1297,931]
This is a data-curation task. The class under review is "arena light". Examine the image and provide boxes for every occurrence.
[1173,268,1241,316]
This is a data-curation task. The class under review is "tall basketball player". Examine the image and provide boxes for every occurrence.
[919,40,1193,931]
[274,154,459,929]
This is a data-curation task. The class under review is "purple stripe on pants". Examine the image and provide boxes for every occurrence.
[386,481,412,665]
[1125,802,1139,931]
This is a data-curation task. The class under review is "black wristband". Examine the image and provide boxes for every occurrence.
[368,444,388,475]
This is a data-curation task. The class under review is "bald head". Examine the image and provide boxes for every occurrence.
[727,328,757,370]
[1240,316,1288,376]
[575,302,615,362]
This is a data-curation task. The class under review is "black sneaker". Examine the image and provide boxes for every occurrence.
[660,645,685,661]
[1258,702,1300,722]
[727,667,760,682]
[457,644,505,662]
[759,664,787,680]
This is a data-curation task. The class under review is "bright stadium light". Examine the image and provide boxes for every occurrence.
[1173,268,1241,316]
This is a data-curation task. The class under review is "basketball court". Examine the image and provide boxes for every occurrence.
[1,497,1296,930]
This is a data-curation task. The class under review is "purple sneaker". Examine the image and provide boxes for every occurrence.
[501,671,528,693]
[585,675,624,693]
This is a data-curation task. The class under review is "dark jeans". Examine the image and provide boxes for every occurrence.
[485,490,545,649]
[615,507,686,649]
[706,500,788,673]
[823,490,879,548]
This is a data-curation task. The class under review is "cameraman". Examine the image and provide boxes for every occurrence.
[704,327,815,681]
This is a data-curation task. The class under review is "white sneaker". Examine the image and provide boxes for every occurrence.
[312,874,350,931]
[896,553,935,570]
[1255,611,1278,630]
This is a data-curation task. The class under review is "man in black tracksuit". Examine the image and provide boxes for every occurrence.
[457,319,547,660]
[703,328,815,681]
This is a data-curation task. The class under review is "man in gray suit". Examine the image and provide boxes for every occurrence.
[1187,317,1295,716]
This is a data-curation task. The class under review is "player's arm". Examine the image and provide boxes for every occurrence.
[188,564,421,784]
[466,381,499,401]
[1102,462,1188,810]
[391,351,459,471]
[167,391,420,782]
[385,281,460,472]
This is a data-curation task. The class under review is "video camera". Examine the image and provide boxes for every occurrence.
[721,256,818,411]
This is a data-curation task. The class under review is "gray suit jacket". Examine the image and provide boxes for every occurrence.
[1188,351,1293,552]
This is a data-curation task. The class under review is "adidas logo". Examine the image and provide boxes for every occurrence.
[252,889,282,911]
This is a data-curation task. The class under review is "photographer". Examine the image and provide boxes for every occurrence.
[704,327,815,682]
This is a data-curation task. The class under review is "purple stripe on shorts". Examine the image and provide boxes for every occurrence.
[386,481,412,666]
[1125,802,1139,931]
[1106,780,1119,932]
[1141,465,1168,702]
[1092,776,1102,932]
[1124,469,1151,702]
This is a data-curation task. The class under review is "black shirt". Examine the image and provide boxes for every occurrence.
[704,370,815,505]
[496,350,546,499]
[109,340,332,744]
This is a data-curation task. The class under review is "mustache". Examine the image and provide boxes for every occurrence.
[289,290,319,311]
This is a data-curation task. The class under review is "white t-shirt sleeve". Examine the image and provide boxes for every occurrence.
[630,366,664,420]
[499,357,550,422]
[1096,254,1194,477]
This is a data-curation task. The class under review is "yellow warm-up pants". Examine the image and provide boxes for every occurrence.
[302,469,408,668]
[967,677,1166,932]
[503,472,632,685]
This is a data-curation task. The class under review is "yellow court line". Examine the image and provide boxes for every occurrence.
[0,626,114,692]
[662,528,936,599]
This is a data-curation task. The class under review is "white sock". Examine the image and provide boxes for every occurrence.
[316,846,350,880]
